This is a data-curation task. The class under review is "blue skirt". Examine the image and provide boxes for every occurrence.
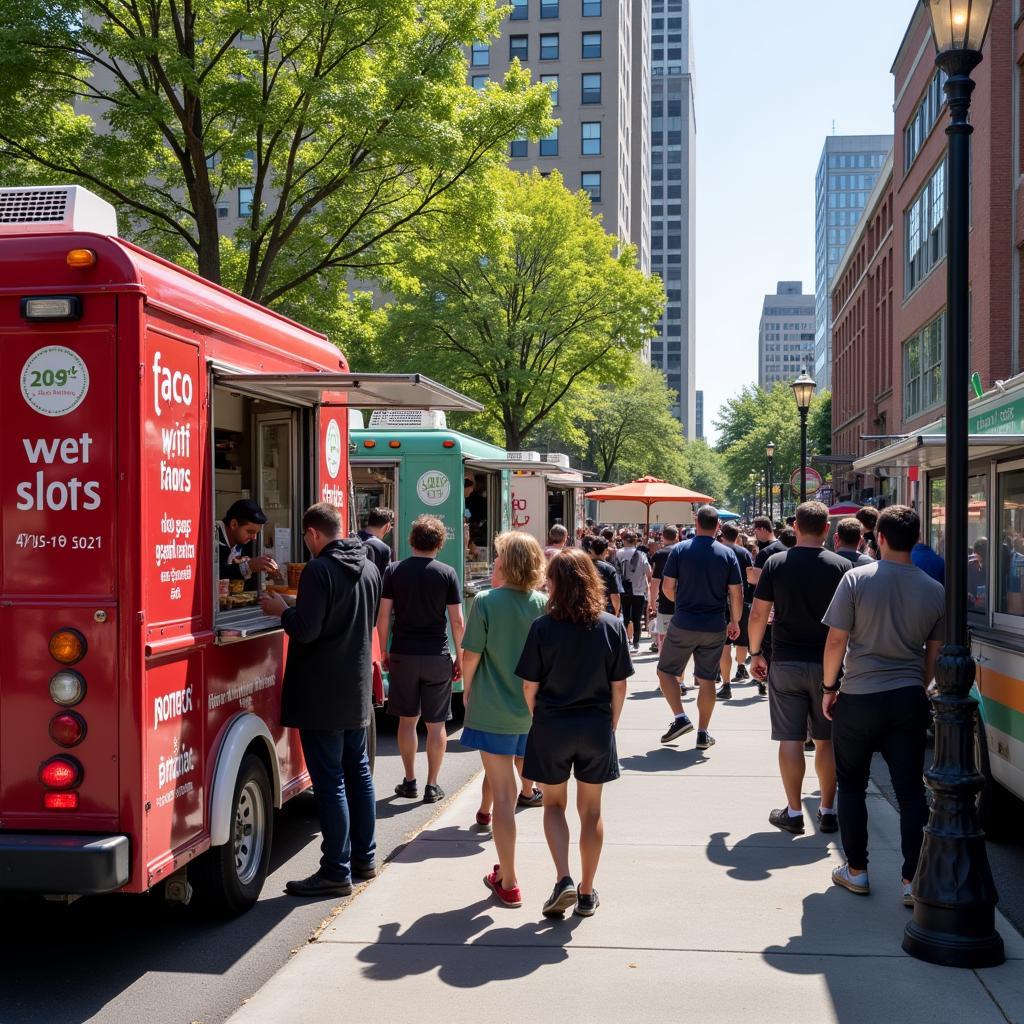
[461,727,529,757]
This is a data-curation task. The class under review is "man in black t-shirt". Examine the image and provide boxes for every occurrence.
[716,522,756,698]
[588,536,622,616]
[377,515,464,804]
[357,506,394,576]
[649,525,678,655]
[747,501,851,837]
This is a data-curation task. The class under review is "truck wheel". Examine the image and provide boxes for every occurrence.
[192,753,274,916]
[368,713,377,774]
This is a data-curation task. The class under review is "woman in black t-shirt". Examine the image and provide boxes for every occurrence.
[517,549,634,919]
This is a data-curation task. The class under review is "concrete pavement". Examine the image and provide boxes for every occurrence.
[229,651,1024,1024]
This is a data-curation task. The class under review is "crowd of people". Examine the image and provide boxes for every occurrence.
[261,496,946,920]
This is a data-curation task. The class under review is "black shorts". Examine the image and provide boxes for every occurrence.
[657,624,727,681]
[728,603,751,649]
[523,714,620,785]
[386,653,453,722]
[768,660,831,741]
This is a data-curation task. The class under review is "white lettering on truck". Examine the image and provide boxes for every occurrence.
[151,351,194,417]
[153,685,193,730]
[15,432,102,511]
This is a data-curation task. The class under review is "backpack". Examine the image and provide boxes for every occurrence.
[620,550,641,597]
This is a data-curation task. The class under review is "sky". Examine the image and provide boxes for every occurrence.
[692,0,918,443]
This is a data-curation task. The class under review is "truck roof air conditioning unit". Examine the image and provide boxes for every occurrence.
[367,409,447,430]
[506,451,542,463]
[546,453,571,469]
[348,409,365,431]
[0,185,118,237]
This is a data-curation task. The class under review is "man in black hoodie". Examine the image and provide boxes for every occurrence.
[260,501,382,897]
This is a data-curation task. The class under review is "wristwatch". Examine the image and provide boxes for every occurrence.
[821,681,841,694]
[748,649,762,657]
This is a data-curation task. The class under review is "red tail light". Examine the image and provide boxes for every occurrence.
[44,791,79,810]
[49,711,87,747]
[39,756,82,790]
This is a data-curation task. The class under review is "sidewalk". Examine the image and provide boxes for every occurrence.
[230,651,1024,1024]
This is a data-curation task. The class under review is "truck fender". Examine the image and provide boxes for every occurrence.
[208,713,283,848]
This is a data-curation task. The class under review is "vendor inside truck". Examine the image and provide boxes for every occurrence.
[218,498,278,590]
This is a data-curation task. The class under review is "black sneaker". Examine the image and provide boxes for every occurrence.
[423,783,445,803]
[769,808,805,835]
[648,642,659,653]
[716,683,732,701]
[757,681,767,696]
[696,730,715,750]
[804,739,816,753]
[285,870,353,897]
[733,665,749,682]
[679,683,688,697]
[661,716,694,743]
[394,778,418,798]
[574,888,600,917]
[542,876,578,918]
[817,810,839,834]
[352,861,377,880]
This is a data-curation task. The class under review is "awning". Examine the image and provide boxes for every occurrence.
[464,459,589,483]
[212,370,483,412]
[852,433,1024,474]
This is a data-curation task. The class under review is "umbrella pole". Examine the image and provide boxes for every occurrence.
[646,504,651,539]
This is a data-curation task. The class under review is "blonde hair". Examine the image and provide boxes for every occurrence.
[494,530,546,591]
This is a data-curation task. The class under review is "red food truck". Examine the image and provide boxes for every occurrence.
[0,185,480,913]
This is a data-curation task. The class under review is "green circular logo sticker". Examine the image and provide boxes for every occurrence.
[21,346,89,417]
[416,470,450,507]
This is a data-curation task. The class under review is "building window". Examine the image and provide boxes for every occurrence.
[217,203,229,219]
[540,126,558,156]
[583,0,601,14]
[540,33,559,59]
[471,74,489,90]
[903,313,944,419]
[540,73,559,105]
[582,171,601,201]
[581,121,601,155]
[510,35,528,61]
[904,69,948,172]
[581,72,601,104]
[471,42,490,66]
[905,159,946,294]
[582,31,601,58]
[541,0,559,17]
[509,134,528,158]
[238,187,254,217]
[510,0,528,19]
[997,471,1024,615]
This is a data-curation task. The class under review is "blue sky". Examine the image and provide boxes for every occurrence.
[693,0,918,442]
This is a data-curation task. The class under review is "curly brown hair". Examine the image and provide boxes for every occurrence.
[409,514,446,552]
[545,548,606,626]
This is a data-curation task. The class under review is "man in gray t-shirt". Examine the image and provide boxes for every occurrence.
[820,505,943,907]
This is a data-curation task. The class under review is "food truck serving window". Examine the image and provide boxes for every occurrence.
[928,471,990,616]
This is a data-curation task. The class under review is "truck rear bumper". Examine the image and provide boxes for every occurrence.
[0,833,130,894]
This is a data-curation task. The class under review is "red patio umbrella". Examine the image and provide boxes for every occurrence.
[584,476,716,535]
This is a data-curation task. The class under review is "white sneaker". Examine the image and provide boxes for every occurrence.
[832,864,870,895]
[902,882,914,907]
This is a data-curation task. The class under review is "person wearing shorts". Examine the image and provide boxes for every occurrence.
[717,522,755,698]
[517,549,633,919]
[657,506,742,752]
[377,515,464,804]
[747,501,851,836]
[649,526,678,655]
[460,531,548,909]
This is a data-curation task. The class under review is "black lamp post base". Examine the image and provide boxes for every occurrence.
[903,917,1004,969]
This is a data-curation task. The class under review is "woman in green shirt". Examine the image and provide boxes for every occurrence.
[461,530,548,908]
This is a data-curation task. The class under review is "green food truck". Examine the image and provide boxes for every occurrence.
[350,411,513,693]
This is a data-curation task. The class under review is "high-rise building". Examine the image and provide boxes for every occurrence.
[695,389,704,442]
[647,0,695,438]
[758,282,816,389]
[814,134,893,391]
[471,0,650,272]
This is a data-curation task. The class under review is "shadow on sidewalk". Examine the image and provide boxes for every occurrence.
[619,747,709,772]
[706,830,832,880]
[357,898,583,986]
[393,826,490,863]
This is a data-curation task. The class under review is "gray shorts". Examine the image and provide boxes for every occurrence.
[657,624,727,682]
[386,653,453,722]
[769,660,831,741]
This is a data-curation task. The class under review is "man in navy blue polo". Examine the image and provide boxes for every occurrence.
[657,505,742,752]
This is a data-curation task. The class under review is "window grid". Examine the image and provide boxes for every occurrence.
[540,33,559,60]
[903,313,944,419]
[582,171,601,201]
[582,72,601,104]
[581,121,601,155]
[582,31,601,58]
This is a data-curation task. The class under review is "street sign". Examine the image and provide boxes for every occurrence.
[790,466,823,495]
[816,485,834,506]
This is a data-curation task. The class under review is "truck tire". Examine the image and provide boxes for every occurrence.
[191,753,274,916]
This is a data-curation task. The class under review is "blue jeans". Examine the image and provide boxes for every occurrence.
[299,727,377,883]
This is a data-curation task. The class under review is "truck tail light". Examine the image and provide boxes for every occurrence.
[66,249,97,268]
[49,711,87,747]
[49,670,86,706]
[20,295,83,321]
[39,756,83,790]
[49,628,86,665]
[44,792,79,811]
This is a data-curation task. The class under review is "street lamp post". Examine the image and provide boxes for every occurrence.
[791,369,816,504]
[904,0,1003,969]
[765,441,776,523]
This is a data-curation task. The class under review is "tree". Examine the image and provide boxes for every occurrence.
[808,390,832,458]
[380,167,665,450]
[713,383,831,511]
[0,0,552,319]
[680,440,727,504]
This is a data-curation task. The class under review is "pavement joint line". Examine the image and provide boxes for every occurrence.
[314,938,1024,961]
[973,968,1016,1023]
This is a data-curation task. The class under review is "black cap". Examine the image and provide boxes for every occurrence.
[224,499,267,526]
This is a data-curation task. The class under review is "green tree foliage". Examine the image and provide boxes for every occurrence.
[713,383,831,509]
[680,440,727,504]
[808,390,832,458]
[380,167,665,450]
[0,0,552,325]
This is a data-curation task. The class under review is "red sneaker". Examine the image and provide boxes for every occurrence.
[484,865,522,907]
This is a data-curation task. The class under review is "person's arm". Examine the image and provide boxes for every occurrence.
[747,597,772,680]
[278,564,327,644]
[610,679,627,730]
[662,576,677,603]
[822,626,850,720]
[448,603,465,680]
[376,596,393,671]
[461,649,482,699]
[523,680,539,716]
[610,592,621,615]
[924,639,941,688]
[727,583,743,641]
